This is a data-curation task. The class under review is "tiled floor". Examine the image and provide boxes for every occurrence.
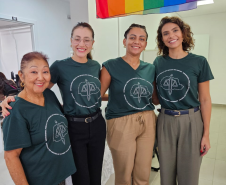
[0,104,226,185]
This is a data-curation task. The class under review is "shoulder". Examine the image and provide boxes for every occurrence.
[153,55,166,66]
[50,58,71,67]
[5,97,27,119]
[88,59,101,68]
[43,88,55,97]
[141,60,155,69]
[102,58,121,67]
[189,53,206,61]
[188,53,208,67]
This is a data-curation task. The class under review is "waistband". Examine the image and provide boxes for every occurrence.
[66,109,101,123]
[158,107,199,117]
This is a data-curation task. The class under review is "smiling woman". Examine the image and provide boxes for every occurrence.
[2,51,76,185]
[153,16,214,185]
[100,23,159,185]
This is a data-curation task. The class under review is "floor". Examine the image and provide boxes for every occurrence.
[106,104,226,185]
[0,104,226,185]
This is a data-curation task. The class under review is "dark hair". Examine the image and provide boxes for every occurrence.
[71,22,94,60]
[156,16,195,56]
[0,72,17,93]
[124,23,148,41]
[20,52,49,73]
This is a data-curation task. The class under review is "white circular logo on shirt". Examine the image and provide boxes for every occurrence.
[45,114,71,155]
[70,74,101,108]
[123,78,153,110]
[156,69,190,102]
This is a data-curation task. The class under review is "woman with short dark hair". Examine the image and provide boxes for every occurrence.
[100,23,159,185]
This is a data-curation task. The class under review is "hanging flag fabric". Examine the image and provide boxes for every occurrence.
[96,0,202,19]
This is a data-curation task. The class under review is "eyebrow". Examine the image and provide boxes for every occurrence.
[29,66,49,68]
[74,35,91,39]
[129,34,146,37]
[30,66,37,68]
[162,26,179,34]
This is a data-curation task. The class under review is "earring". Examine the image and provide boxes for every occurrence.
[124,45,126,48]
[20,81,25,87]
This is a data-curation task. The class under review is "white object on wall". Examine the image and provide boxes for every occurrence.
[0,26,33,79]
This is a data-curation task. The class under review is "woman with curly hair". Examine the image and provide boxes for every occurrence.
[154,16,214,185]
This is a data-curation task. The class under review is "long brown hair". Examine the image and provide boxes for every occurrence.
[156,16,195,56]
[71,22,94,60]
[0,72,17,93]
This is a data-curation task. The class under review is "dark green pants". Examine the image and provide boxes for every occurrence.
[157,108,203,185]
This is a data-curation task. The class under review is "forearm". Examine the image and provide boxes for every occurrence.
[200,99,212,136]
[101,94,109,101]
[5,156,29,185]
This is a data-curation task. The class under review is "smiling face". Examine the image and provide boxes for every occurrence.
[19,59,51,94]
[123,27,147,56]
[71,27,94,59]
[161,22,184,51]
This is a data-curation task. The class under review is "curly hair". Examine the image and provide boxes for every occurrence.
[156,16,195,56]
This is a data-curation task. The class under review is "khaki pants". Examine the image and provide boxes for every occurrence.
[107,110,156,185]
[157,108,203,185]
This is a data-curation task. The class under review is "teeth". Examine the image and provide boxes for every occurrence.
[132,46,139,48]
[78,49,85,51]
[170,40,177,43]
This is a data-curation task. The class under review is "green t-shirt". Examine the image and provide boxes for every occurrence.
[103,57,155,120]
[153,53,214,110]
[50,57,101,116]
[3,89,76,185]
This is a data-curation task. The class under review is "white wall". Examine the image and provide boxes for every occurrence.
[88,0,119,64]
[183,12,226,105]
[70,0,89,25]
[0,0,72,102]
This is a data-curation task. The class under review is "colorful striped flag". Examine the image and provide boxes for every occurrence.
[96,0,202,19]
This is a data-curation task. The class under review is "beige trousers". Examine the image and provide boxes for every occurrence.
[107,110,156,185]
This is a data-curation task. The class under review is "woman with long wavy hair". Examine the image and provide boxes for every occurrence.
[154,16,214,185]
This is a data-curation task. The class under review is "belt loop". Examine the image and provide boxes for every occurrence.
[188,108,195,116]
[161,108,165,114]
[188,108,195,123]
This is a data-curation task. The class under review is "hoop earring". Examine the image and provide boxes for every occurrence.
[20,81,25,88]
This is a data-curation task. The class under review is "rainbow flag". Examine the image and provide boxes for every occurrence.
[96,0,202,19]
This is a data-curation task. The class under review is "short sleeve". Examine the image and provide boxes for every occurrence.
[102,60,111,75]
[50,61,60,84]
[3,108,31,151]
[198,59,214,83]
[153,58,157,67]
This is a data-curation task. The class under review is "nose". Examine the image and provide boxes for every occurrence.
[78,39,85,46]
[37,72,44,80]
[169,31,174,38]
[134,38,140,44]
